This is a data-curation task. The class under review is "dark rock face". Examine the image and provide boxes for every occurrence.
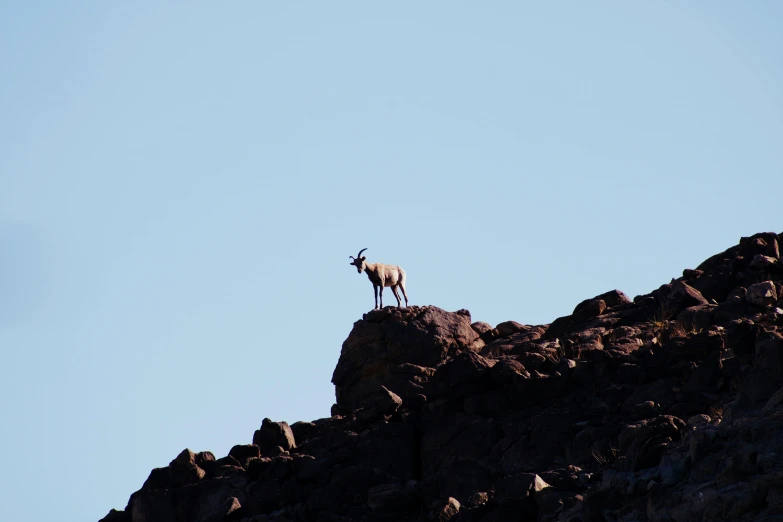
[665,281,709,313]
[332,306,482,411]
[543,289,632,340]
[252,418,296,454]
[102,232,783,522]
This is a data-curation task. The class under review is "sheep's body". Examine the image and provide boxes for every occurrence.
[364,261,406,289]
[349,249,409,309]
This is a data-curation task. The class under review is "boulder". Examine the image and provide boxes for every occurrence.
[332,306,481,411]
[747,281,778,307]
[252,418,296,452]
[194,451,215,470]
[740,233,780,259]
[576,290,632,311]
[664,281,709,314]
[488,358,530,388]
[470,321,493,335]
[676,304,716,331]
[544,290,632,340]
[228,445,260,469]
[195,496,241,522]
[355,385,402,421]
[289,421,316,444]
[140,449,206,489]
[495,320,526,337]
[750,254,778,270]
[682,268,704,280]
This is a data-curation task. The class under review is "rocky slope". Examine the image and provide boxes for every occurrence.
[101,232,783,522]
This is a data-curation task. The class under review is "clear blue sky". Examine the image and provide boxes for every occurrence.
[1,2,781,520]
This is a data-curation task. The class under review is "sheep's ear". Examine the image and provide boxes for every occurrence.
[360,256,366,261]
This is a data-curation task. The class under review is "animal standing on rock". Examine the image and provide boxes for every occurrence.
[349,248,409,309]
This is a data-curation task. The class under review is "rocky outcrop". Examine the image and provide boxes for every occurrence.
[332,306,483,412]
[100,232,783,522]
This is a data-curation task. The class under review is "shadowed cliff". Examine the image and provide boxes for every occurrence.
[101,232,783,522]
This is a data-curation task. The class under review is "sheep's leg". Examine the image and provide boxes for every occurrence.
[378,286,384,308]
[399,283,409,307]
[374,285,379,309]
[391,286,402,307]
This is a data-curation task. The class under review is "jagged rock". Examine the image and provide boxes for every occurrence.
[245,457,272,480]
[196,496,241,522]
[727,286,747,303]
[214,455,241,468]
[693,250,739,303]
[437,351,495,390]
[544,290,632,341]
[355,385,402,421]
[332,306,481,411]
[252,418,296,453]
[665,280,709,314]
[485,473,551,520]
[128,489,176,522]
[98,509,129,522]
[518,352,547,371]
[747,280,778,307]
[669,330,724,362]
[140,467,171,490]
[750,254,779,270]
[289,421,316,444]
[421,414,501,476]
[539,466,587,493]
[618,415,685,471]
[741,233,780,259]
[141,449,207,491]
[106,232,783,522]
[676,303,716,331]
[228,444,260,469]
[544,304,603,341]
[195,451,216,474]
[577,290,632,310]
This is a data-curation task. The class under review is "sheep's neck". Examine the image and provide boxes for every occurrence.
[364,263,382,285]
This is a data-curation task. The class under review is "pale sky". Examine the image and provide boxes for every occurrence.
[1,2,781,521]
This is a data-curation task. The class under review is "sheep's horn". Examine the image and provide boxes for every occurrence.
[357,248,368,258]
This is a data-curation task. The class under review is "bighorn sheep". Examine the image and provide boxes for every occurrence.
[349,248,409,309]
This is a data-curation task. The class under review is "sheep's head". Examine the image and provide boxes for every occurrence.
[349,248,368,273]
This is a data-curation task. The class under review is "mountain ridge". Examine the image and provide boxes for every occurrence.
[101,232,783,522]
